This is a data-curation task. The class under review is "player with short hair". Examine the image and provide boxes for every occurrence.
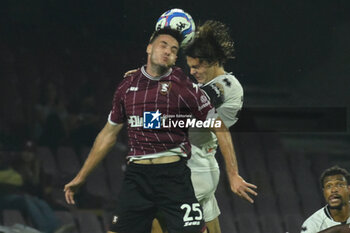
[64,27,254,233]
[300,165,350,233]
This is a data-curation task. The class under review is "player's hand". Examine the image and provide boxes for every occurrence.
[228,173,257,203]
[64,177,85,205]
[124,69,138,78]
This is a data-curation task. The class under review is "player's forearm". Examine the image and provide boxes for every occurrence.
[212,120,238,175]
[76,134,115,180]
[75,123,120,181]
[216,130,238,175]
[318,224,350,233]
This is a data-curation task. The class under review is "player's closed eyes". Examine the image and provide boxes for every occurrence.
[160,41,177,52]
[324,182,347,190]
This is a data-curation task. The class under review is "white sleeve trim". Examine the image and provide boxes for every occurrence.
[108,112,118,125]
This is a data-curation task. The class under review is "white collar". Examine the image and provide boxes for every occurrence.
[141,66,172,81]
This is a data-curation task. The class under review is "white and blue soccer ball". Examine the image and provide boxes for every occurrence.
[155,8,195,47]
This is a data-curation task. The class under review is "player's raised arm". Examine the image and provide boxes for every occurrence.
[210,118,257,203]
[64,122,123,205]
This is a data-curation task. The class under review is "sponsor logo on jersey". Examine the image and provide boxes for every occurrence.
[159,82,171,95]
[197,93,211,111]
[184,221,201,227]
[198,101,211,111]
[127,86,138,92]
[128,115,143,127]
[200,95,207,104]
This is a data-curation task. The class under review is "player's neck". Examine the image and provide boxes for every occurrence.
[213,66,225,78]
[205,66,225,83]
[146,64,169,78]
[330,204,350,222]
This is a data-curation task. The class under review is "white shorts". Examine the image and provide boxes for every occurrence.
[187,145,221,222]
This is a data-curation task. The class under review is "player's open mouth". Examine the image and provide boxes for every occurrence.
[329,195,341,203]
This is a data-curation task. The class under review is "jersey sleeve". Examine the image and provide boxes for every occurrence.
[300,218,319,233]
[108,80,129,125]
[204,75,243,128]
[200,83,224,108]
[300,209,328,233]
[179,78,217,121]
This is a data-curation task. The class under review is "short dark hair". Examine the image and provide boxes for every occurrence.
[149,27,183,46]
[184,20,234,66]
[320,165,350,188]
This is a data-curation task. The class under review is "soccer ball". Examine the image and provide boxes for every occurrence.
[155,8,195,47]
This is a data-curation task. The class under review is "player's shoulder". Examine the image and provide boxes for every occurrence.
[301,207,328,231]
[171,66,186,76]
[310,206,328,219]
[115,68,142,93]
[124,68,143,83]
[167,66,195,91]
[124,68,142,81]
[212,73,242,90]
[204,73,243,101]
[170,66,191,82]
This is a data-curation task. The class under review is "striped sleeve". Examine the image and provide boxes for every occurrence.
[109,79,129,124]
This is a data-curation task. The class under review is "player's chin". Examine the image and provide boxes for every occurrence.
[156,60,170,67]
[161,62,174,69]
[328,202,343,209]
[196,78,205,84]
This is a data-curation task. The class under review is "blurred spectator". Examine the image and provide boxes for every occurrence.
[69,77,100,147]
[12,141,41,195]
[35,82,68,149]
[0,223,42,233]
[0,73,26,145]
[0,142,74,233]
[0,144,23,193]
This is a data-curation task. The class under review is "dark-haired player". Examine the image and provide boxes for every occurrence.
[183,20,257,233]
[64,27,253,233]
[301,165,350,233]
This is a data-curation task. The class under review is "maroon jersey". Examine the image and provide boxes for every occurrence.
[109,66,216,159]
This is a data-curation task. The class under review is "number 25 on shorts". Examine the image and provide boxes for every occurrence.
[181,203,203,226]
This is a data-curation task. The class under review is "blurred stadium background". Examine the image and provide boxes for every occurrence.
[0,0,349,232]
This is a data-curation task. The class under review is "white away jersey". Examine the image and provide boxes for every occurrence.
[301,205,350,233]
[189,73,243,148]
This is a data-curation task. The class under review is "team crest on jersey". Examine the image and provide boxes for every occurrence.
[159,82,171,95]
[200,95,208,104]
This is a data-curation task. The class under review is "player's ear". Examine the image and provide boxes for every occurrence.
[146,44,152,54]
